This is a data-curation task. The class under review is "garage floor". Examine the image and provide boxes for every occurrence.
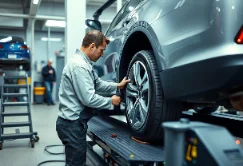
[1,104,243,166]
[0,104,94,166]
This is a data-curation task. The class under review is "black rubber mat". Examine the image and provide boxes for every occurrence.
[87,116,164,162]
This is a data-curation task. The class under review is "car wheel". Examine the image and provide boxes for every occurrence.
[194,106,219,114]
[125,50,183,142]
[23,63,30,71]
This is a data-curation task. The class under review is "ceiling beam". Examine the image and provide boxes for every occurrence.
[0,13,65,20]
[0,2,22,9]
[0,13,112,24]
[22,0,30,14]
[29,0,42,16]
[27,0,42,33]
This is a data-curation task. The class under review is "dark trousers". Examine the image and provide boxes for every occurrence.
[44,81,53,104]
[56,116,88,166]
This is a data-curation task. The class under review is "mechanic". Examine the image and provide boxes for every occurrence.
[42,59,56,106]
[56,30,130,166]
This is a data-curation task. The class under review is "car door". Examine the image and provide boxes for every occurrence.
[95,0,142,82]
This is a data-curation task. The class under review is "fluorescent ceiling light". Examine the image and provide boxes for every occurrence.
[0,36,12,42]
[45,20,66,28]
[41,37,62,42]
[45,20,89,28]
[33,0,39,5]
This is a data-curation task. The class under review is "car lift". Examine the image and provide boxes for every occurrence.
[86,111,243,166]
[182,110,243,138]
[87,116,164,166]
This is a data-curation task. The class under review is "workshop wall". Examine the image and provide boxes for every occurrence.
[0,29,25,40]
[34,31,64,101]
[38,2,65,17]
[33,31,64,81]
[0,2,23,28]
[0,10,23,28]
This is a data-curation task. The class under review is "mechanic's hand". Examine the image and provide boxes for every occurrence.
[111,95,121,106]
[117,77,130,89]
[49,70,53,74]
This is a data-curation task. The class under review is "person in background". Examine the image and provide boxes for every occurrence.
[42,59,56,106]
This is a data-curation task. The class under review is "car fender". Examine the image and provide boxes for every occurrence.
[118,21,165,81]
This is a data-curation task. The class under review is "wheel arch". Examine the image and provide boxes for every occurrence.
[118,21,165,82]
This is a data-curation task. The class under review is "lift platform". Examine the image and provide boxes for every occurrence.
[87,116,165,166]
[87,110,243,166]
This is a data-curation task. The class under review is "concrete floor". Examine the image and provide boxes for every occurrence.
[0,104,94,166]
[1,104,243,166]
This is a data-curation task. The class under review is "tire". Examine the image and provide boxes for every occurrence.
[34,136,40,142]
[23,63,30,71]
[194,106,219,114]
[125,50,183,142]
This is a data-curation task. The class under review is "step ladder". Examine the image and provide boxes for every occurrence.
[0,73,39,150]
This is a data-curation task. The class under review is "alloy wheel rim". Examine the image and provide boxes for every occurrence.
[126,61,150,129]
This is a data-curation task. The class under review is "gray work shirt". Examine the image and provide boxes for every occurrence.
[58,49,118,120]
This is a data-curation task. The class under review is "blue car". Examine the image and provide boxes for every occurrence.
[0,36,30,70]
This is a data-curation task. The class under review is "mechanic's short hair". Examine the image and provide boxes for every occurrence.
[82,30,110,48]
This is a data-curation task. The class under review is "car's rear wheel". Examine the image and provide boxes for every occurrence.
[125,50,183,142]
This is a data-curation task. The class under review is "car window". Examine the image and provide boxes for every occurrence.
[105,2,129,35]
[105,0,141,35]
[119,0,141,22]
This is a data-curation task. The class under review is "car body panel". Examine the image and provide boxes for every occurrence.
[120,22,166,73]
[95,0,243,104]
[150,0,243,69]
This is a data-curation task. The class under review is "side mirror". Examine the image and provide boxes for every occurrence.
[85,19,102,31]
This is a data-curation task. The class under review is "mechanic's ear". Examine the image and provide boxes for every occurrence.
[89,43,95,50]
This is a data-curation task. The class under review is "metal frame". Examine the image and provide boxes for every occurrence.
[0,73,39,150]
[182,111,243,138]
[87,131,164,166]
[87,116,165,166]
[86,110,243,166]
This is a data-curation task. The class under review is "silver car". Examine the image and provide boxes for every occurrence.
[86,0,243,142]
